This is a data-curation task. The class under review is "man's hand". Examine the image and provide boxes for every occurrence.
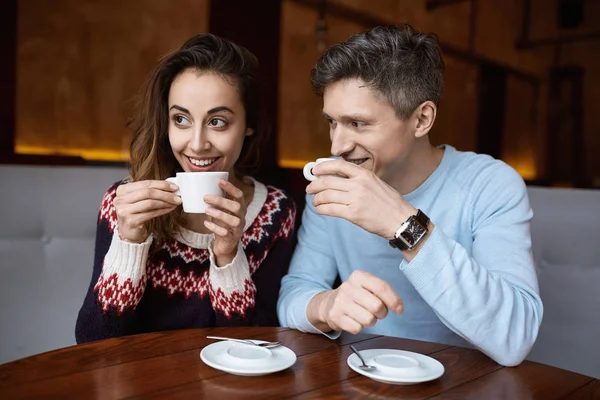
[307,270,404,334]
[306,160,416,240]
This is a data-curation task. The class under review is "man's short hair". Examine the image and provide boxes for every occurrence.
[311,24,445,119]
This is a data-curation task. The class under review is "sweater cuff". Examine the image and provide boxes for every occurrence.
[290,290,342,339]
[208,241,251,295]
[95,228,151,313]
[102,228,152,282]
[398,226,454,290]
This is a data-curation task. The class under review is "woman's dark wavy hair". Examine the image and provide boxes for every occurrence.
[127,33,264,243]
[311,23,445,119]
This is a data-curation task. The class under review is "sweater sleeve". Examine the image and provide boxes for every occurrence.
[399,164,543,366]
[75,182,151,343]
[277,193,341,336]
[210,190,297,326]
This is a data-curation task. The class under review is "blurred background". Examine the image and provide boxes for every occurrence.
[2,0,599,192]
[1,0,599,378]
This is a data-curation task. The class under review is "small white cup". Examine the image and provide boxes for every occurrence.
[303,156,342,181]
[166,171,228,213]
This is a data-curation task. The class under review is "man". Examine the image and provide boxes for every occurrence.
[277,24,543,367]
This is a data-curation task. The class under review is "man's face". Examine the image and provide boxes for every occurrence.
[322,78,416,179]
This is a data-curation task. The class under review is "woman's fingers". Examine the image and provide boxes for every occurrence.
[218,179,244,200]
[122,199,180,215]
[205,207,242,229]
[204,196,243,216]
[203,219,230,237]
[117,180,179,196]
[117,186,181,206]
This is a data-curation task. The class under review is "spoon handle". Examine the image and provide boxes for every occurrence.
[206,336,254,345]
[350,345,368,366]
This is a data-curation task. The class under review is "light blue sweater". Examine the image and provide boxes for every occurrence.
[277,145,543,366]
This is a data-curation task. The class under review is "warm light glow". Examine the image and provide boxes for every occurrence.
[278,159,310,169]
[505,158,537,180]
[16,145,130,162]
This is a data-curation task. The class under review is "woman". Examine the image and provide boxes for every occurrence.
[75,34,296,343]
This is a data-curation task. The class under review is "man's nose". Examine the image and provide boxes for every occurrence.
[330,127,354,156]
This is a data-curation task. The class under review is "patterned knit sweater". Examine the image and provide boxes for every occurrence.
[75,178,296,343]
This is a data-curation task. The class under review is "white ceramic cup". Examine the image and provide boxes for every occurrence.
[303,156,342,181]
[166,171,228,213]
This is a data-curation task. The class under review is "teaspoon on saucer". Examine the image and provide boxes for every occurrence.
[350,345,376,372]
[206,336,281,349]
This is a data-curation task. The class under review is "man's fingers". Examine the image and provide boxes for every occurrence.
[330,314,363,335]
[351,271,404,314]
[351,290,389,320]
[312,159,362,179]
[306,175,353,195]
[312,189,351,207]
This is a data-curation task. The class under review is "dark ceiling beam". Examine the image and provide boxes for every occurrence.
[291,0,539,84]
[517,0,599,49]
[517,30,600,48]
[426,0,470,11]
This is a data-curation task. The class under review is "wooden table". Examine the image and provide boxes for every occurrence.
[0,327,597,399]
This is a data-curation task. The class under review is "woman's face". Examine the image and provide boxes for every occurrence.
[168,69,252,176]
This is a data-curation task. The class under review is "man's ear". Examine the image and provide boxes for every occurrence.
[245,128,254,137]
[413,101,437,139]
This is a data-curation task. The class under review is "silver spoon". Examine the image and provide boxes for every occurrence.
[206,336,281,349]
[350,345,376,372]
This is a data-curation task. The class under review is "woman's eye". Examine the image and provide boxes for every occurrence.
[174,115,191,126]
[209,118,226,128]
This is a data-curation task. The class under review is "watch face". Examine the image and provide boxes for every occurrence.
[399,220,427,245]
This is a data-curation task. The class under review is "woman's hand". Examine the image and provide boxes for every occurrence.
[114,180,181,243]
[203,179,248,266]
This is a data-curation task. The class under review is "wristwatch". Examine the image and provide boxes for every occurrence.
[388,209,430,251]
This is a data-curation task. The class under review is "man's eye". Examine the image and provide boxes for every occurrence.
[351,121,363,128]
[209,118,226,128]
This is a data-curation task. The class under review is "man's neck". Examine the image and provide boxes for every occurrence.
[384,141,444,195]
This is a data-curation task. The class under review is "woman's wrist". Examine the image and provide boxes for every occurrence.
[215,249,237,267]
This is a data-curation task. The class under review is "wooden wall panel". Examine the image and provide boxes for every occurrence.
[16,0,209,161]
[278,1,366,167]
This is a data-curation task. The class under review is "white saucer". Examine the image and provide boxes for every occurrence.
[347,348,444,385]
[200,340,297,376]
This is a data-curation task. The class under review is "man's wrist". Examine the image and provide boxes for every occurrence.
[386,205,419,240]
[401,221,435,262]
[307,290,334,332]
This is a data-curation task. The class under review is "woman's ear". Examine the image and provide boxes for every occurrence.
[245,128,254,137]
